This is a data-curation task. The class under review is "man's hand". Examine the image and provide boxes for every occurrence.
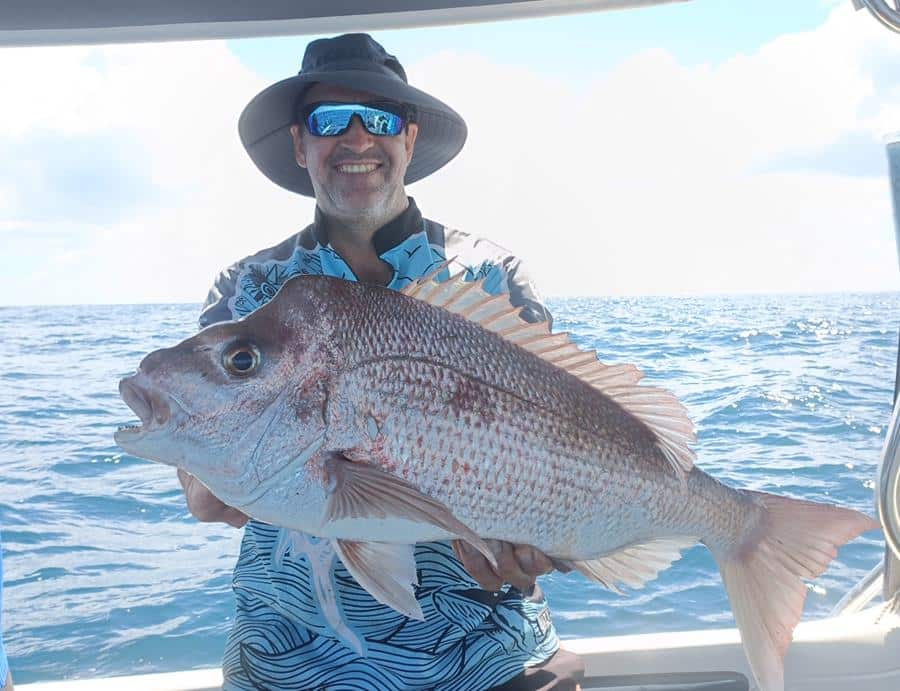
[453,539,558,593]
[177,469,249,528]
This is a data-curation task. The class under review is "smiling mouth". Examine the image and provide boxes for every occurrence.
[335,162,381,174]
[115,376,172,440]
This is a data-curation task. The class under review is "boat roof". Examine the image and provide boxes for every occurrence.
[0,0,688,47]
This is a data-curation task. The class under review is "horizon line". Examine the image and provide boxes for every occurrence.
[3,287,900,309]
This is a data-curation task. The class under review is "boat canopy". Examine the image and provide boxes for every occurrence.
[0,0,689,47]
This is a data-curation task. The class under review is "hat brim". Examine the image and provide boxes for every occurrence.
[238,70,467,197]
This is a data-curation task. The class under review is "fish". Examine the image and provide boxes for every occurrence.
[115,270,879,691]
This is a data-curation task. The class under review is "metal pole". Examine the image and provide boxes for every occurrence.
[831,560,884,615]
[856,0,900,34]
[884,133,900,601]
[889,134,900,272]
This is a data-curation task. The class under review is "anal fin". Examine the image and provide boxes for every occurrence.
[567,537,697,595]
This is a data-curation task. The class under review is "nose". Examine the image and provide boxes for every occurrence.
[339,115,375,152]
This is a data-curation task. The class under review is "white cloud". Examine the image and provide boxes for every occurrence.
[0,4,898,305]
[0,40,315,305]
[409,4,900,296]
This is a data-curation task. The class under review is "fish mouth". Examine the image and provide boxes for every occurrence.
[115,375,172,444]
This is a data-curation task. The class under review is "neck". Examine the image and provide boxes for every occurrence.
[327,191,408,233]
[319,198,410,285]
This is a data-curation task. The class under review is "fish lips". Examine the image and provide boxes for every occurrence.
[115,375,173,450]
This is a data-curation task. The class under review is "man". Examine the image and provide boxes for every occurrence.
[180,33,584,690]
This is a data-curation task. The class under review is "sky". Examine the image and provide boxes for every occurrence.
[1,0,900,305]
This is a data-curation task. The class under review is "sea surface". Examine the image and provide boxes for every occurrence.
[0,293,895,684]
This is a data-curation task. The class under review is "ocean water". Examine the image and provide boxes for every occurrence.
[0,293,895,684]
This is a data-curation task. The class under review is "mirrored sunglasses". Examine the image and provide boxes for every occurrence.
[302,101,413,137]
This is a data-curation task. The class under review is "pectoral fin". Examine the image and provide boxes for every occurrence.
[324,454,497,570]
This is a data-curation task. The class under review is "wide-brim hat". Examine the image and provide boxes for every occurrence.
[238,33,468,197]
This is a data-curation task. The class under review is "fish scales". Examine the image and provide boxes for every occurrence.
[115,273,880,691]
[342,357,646,553]
[328,282,724,554]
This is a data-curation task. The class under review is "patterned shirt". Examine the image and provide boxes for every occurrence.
[200,198,559,691]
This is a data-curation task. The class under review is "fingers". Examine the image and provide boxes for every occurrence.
[550,557,574,574]
[177,469,249,528]
[492,540,537,593]
[454,540,556,593]
[454,540,502,591]
[219,507,250,529]
[513,543,554,578]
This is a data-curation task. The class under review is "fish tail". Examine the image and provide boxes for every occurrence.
[712,490,878,691]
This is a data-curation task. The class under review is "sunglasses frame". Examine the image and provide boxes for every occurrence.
[299,100,417,138]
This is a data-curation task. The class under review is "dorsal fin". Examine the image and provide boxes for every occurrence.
[401,271,696,476]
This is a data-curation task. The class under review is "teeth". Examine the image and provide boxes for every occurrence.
[338,163,378,174]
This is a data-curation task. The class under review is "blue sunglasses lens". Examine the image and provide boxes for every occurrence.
[305,103,406,137]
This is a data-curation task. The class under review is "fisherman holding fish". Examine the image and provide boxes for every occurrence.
[177,33,584,691]
[117,31,880,691]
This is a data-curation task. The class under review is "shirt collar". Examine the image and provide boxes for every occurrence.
[312,197,424,256]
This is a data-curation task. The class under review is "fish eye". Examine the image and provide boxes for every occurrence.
[223,343,261,376]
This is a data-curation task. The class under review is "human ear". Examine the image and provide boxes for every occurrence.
[290,124,308,168]
[404,123,419,164]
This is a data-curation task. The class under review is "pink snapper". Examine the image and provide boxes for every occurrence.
[115,271,878,691]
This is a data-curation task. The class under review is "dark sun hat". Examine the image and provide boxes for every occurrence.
[238,33,468,197]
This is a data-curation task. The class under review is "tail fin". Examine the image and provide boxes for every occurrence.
[714,491,878,691]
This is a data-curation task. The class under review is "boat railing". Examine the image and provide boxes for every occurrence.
[833,133,900,616]
[877,395,900,605]
[854,0,900,33]
[881,132,900,604]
